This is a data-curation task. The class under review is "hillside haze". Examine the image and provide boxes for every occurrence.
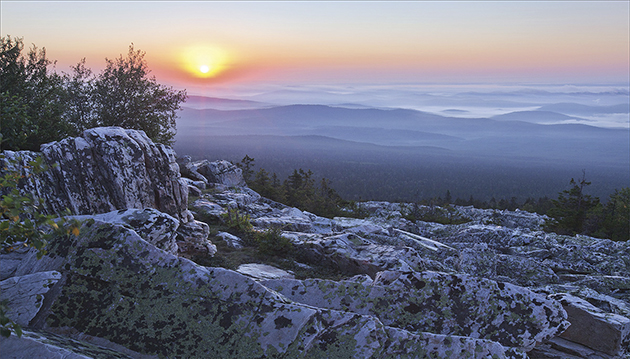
[174,85,629,202]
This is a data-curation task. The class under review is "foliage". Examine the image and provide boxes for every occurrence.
[402,203,470,225]
[0,36,186,150]
[545,174,600,236]
[221,208,253,235]
[591,188,630,241]
[1,36,73,150]
[236,155,255,183]
[92,45,187,145]
[255,226,294,257]
[238,156,346,218]
[0,153,80,337]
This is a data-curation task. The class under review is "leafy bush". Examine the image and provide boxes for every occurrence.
[403,203,470,225]
[221,208,253,234]
[255,227,293,257]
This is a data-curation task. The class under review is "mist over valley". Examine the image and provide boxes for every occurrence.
[175,84,630,203]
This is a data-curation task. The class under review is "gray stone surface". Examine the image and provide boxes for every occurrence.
[551,293,630,356]
[237,263,294,280]
[1,127,189,221]
[0,329,137,359]
[1,220,526,358]
[0,271,61,326]
[262,270,569,351]
[194,159,246,187]
[70,208,180,254]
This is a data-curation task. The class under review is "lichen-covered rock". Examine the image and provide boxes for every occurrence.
[0,271,61,326]
[193,159,246,187]
[1,127,189,221]
[262,270,569,351]
[4,219,527,359]
[216,231,243,248]
[550,293,630,357]
[70,208,180,254]
[176,155,208,184]
[176,219,216,257]
[286,232,428,277]
[191,198,227,221]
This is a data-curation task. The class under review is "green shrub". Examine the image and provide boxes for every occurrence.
[255,227,293,257]
[221,208,253,234]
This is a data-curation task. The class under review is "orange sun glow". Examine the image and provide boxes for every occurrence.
[180,45,229,79]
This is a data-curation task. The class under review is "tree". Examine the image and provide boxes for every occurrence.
[596,188,630,241]
[92,44,187,145]
[62,58,96,134]
[546,173,600,235]
[237,155,255,183]
[1,36,73,150]
[1,37,188,149]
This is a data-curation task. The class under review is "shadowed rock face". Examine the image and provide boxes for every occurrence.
[1,127,189,222]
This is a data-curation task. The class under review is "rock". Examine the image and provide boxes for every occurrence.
[191,198,227,221]
[1,127,189,221]
[194,159,245,187]
[176,220,217,257]
[4,219,530,359]
[458,243,559,287]
[287,232,428,277]
[0,329,137,359]
[252,207,317,232]
[70,208,180,255]
[263,270,569,351]
[529,337,616,359]
[186,183,202,197]
[216,231,243,249]
[0,271,61,326]
[550,293,630,357]
[237,264,294,280]
[176,155,208,183]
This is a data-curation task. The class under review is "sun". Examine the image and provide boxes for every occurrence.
[180,45,229,79]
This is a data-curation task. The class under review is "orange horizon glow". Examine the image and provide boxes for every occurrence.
[3,1,627,87]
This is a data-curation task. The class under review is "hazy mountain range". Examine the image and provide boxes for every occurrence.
[174,90,629,202]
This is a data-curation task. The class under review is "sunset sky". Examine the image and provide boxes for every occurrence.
[2,1,629,93]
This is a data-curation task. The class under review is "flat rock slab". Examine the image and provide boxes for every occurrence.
[551,293,630,356]
[237,263,295,280]
[7,220,530,358]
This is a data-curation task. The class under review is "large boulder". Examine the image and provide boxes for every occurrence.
[70,208,180,255]
[193,159,246,187]
[1,127,189,222]
[551,293,630,357]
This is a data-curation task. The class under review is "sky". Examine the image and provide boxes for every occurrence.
[2,1,629,93]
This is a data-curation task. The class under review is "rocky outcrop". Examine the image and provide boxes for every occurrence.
[1,127,189,222]
[1,220,528,358]
[192,185,629,358]
[262,270,569,351]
